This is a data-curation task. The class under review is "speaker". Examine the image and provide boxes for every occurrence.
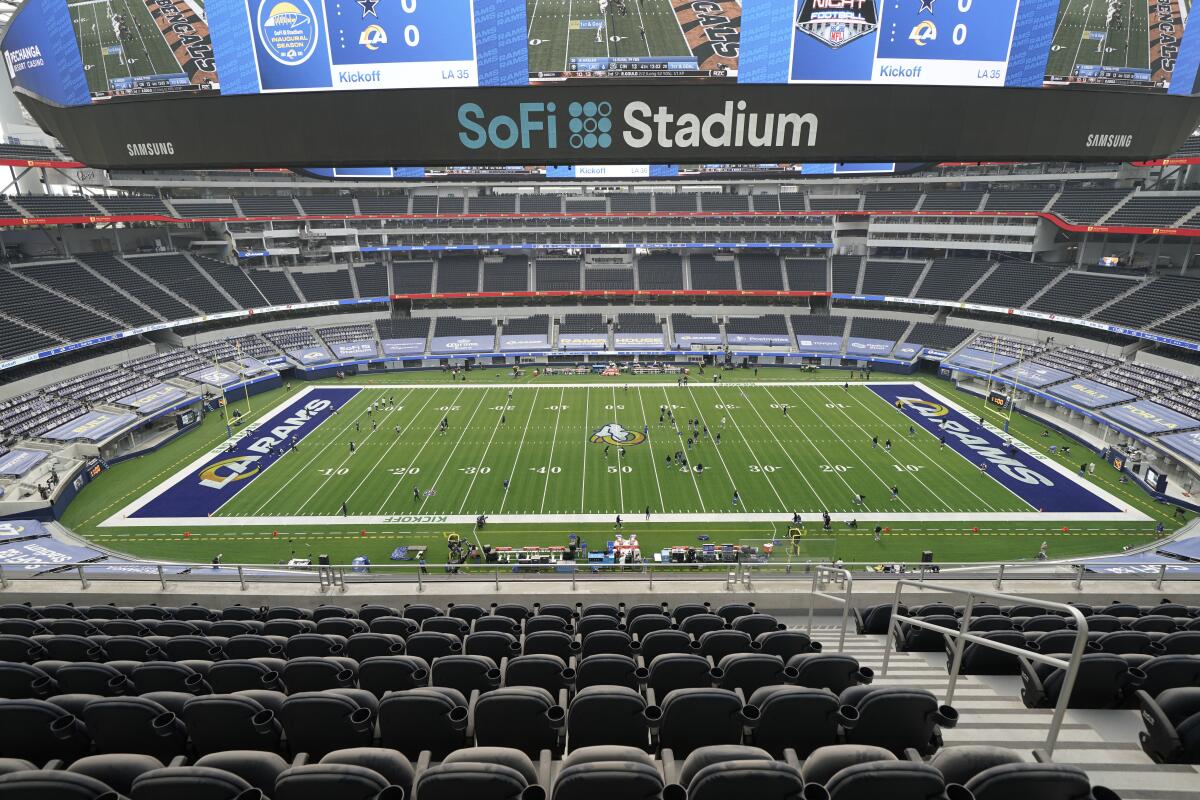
[921,550,934,564]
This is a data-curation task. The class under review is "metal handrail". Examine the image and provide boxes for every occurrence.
[0,559,1195,590]
[806,566,854,652]
[880,580,1091,756]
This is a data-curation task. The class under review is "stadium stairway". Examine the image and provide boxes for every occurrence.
[819,623,1200,799]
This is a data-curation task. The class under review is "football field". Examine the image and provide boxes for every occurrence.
[526,0,725,77]
[1045,0,1153,82]
[108,381,1137,526]
[69,0,191,97]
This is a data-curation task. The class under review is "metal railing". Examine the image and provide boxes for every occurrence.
[0,558,1195,591]
[806,565,854,652]
[880,580,1091,756]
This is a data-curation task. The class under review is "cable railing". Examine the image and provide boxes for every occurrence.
[0,558,1196,592]
[879,580,1091,756]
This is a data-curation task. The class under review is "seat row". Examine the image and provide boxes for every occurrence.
[0,743,1121,800]
[0,609,792,640]
[0,625,820,667]
[1,650,873,704]
[0,682,956,764]
[0,601,762,626]
[857,602,1200,637]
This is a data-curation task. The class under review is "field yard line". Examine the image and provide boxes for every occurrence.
[788,385,917,511]
[457,391,515,513]
[848,385,1026,511]
[500,387,541,513]
[580,387,590,511]
[417,388,492,513]
[376,387,467,513]
[1071,0,1100,71]
[661,387,708,508]
[565,0,574,70]
[737,385,838,509]
[295,392,415,515]
[1137,0,1148,71]
[341,388,430,508]
[641,0,664,55]
[687,384,777,511]
[90,5,115,85]
[635,386,676,512]
[119,0,165,76]
[540,387,568,513]
[527,0,540,35]
[612,387,626,512]
[1049,0,1074,44]
[243,391,372,515]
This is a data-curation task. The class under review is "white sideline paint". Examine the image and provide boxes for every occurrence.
[101,383,1152,528]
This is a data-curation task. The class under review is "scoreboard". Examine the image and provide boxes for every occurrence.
[6,0,1200,107]
[790,0,1020,86]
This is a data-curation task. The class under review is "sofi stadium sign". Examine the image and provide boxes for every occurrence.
[458,100,818,152]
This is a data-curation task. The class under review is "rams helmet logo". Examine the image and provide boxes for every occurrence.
[591,423,646,447]
[895,397,949,418]
[198,456,262,489]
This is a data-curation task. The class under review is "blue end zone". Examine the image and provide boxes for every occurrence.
[869,384,1119,513]
[131,388,360,519]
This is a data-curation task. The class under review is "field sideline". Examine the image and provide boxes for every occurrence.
[59,370,1181,567]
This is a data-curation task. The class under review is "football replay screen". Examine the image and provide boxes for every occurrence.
[5,0,1198,107]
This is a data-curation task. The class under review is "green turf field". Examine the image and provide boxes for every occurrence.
[212,382,1029,518]
[526,0,692,76]
[69,0,186,97]
[1046,0,1152,82]
[60,370,1185,569]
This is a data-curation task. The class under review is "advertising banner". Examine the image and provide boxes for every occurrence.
[118,384,188,413]
[43,411,138,442]
[0,539,103,570]
[431,335,495,353]
[0,519,48,540]
[792,336,841,353]
[846,338,895,356]
[381,338,427,356]
[288,347,333,365]
[558,334,608,350]
[1159,431,1200,462]
[728,333,793,347]
[186,366,241,386]
[1102,401,1200,435]
[498,334,551,351]
[999,363,1074,388]
[893,342,923,359]
[1048,379,1136,409]
[614,333,665,350]
[944,348,1018,372]
[0,450,50,478]
[675,332,724,347]
[330,340,378,360]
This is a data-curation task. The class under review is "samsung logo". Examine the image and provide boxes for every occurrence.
[1086,133,1133,148]
[126,142,176,157]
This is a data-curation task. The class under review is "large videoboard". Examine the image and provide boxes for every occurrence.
[5,0,1199,107]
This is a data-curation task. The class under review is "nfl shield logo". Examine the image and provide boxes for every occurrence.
[795,0,878,50]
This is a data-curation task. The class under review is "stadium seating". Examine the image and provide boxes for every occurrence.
[914,259,994,301]
[292,270,353,302]
[391,261,434,294]
[859,260,926,296]
[785,258,829,291]
[965,262,1063,308]
[127,255,235,313]
[248,270,303,305]
[689,255,738,290]
[535,259,582,291]
[17,260,160,327]
[831,256,863,293]
[636,254,684,290]
[1050,190,1131,224]
[436,256,481,293]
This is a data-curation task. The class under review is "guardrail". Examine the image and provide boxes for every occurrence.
[806,566,854,652]
[0,558,1195,592]
[880,580,1091,756]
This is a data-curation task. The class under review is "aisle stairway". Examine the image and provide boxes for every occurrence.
[804,622,1200,800]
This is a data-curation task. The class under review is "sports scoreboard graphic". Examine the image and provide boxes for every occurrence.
[790,0,1021,86]
[7,0,1200,105]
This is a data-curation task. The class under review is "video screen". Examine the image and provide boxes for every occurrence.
[527,0,739,83]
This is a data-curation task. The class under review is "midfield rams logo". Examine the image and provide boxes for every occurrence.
[795,0,878,49]
[257,0,320,66]
[591,423,646,447]
[199,456,262,489]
